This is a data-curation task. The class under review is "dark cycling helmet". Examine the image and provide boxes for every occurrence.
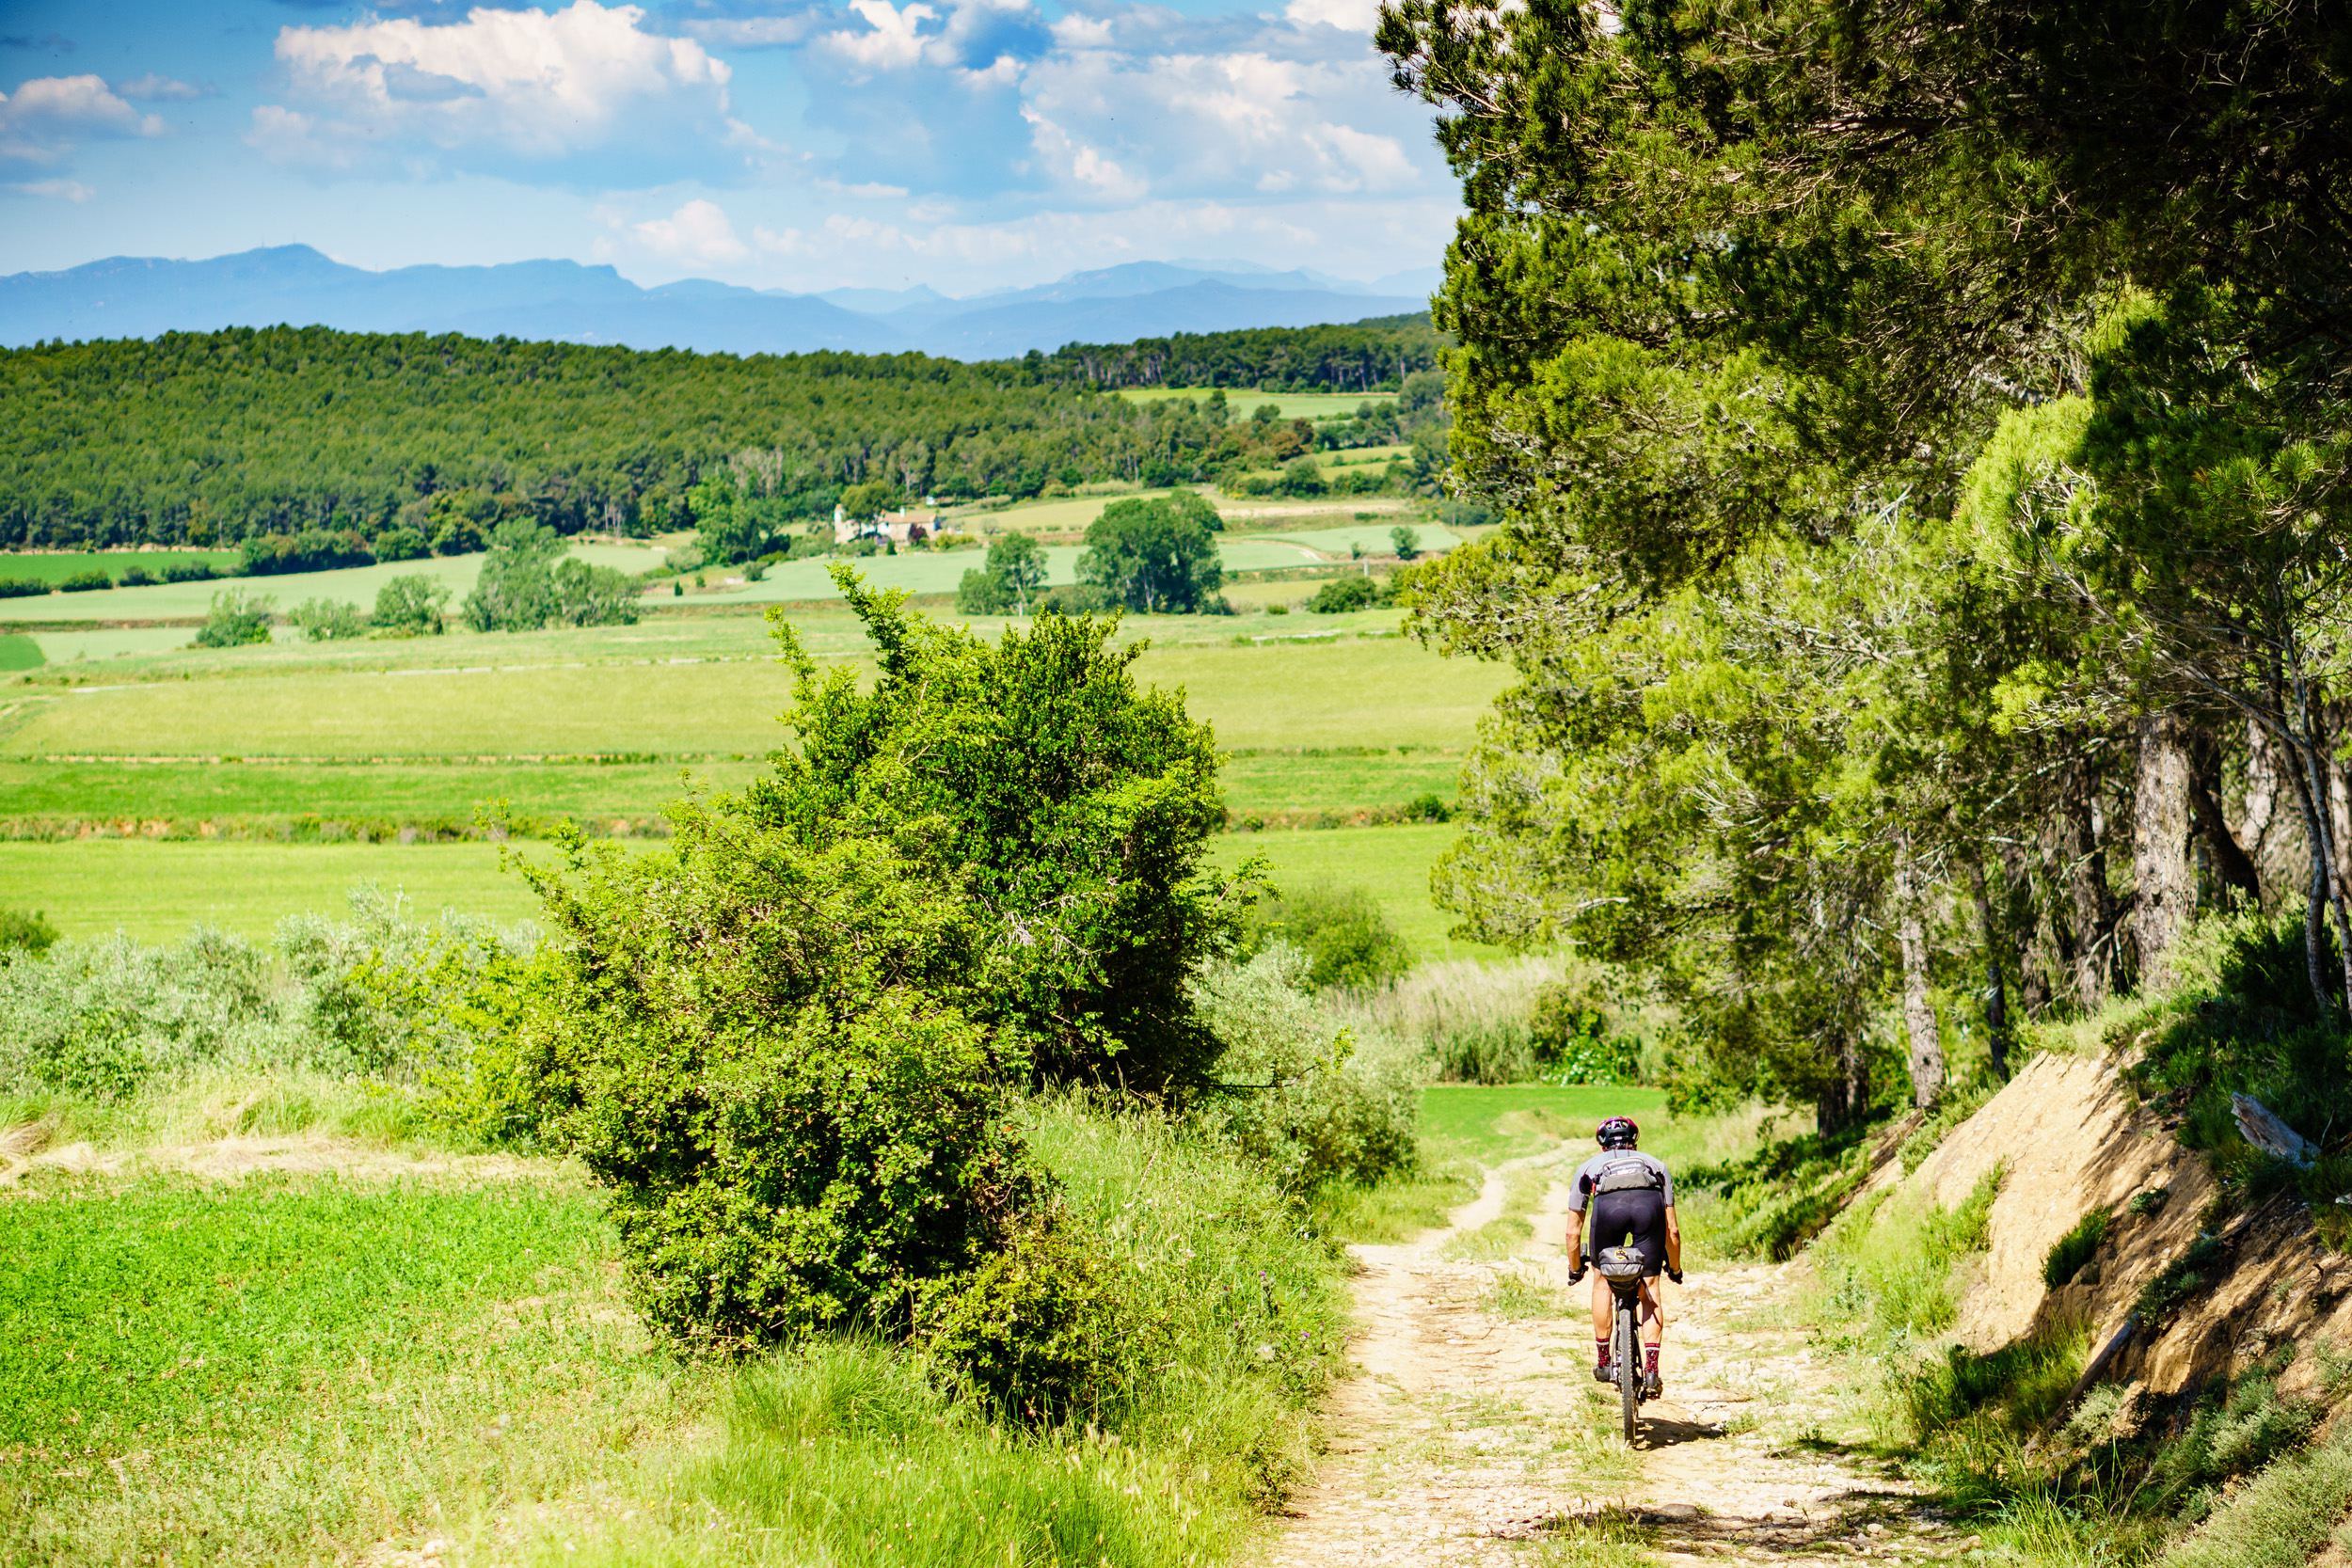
[1597,1117,1640,1149]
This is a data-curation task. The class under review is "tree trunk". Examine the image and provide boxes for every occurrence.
[2006,837,2055,1018]
[2188,723,2262,907]
[1815,1030,1871,1133]
[2057,754,2114,1010]
[2133,712,2198,987]
[1969,857,2013,1080]
[1894,838,1947,1108]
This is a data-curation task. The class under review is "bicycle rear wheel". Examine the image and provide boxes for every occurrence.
[1614,1299,1639,1442]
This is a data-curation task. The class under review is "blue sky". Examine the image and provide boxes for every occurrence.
[0,0,1456,293]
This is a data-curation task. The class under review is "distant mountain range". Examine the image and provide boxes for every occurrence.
[0,246,1439,361]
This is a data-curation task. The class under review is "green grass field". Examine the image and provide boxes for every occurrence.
[2,632,1504,759]
[1113,388,1400,420]
[0,548,242,586]
[0,749,1454,829]
[0,822,1485,952]
[0,1169,675,1566]
[0,542,664,626]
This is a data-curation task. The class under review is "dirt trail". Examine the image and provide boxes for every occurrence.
[1268,1154,1976,1566]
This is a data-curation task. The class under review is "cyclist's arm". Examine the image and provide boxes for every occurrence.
[1663,1204,1683,1275]
[1566,1199,1588,1273]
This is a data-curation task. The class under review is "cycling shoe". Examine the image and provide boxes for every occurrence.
[1593,1362,1614,1384]
[1641,1368,1663,1400]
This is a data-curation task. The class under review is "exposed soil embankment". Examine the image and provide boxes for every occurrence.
[1895,1050,2352,1398]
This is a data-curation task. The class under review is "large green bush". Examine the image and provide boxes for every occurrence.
[1186,946,1418,1194]
[749,570,1240,1089]
[1241,882,1411,991]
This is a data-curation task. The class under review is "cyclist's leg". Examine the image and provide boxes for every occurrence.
[1639,1276,1665,1347]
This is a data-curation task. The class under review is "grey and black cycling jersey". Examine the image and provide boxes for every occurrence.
[1565,1149,1674,1212]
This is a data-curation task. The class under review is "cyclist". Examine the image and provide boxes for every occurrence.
[1565,1116,1682,1398]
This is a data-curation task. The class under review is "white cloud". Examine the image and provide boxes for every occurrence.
[261,1,735,167]
[632,197,750,262]
[1284,0,1383,30]
[823,0,937,71]
[1049,13,1113,50]
[681,14,823,48]
[6,177,94,201]
[0,74,165,161]
[1022,107,1142,200]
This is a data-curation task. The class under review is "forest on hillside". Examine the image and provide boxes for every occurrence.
[1021,314,1442,391]
[1383,0,2352,1132]
[0,319,1433,550]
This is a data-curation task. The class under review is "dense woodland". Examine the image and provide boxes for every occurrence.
[1384,0,2352,1132]
[0,320,1434,550]
[1021,314,1442,391]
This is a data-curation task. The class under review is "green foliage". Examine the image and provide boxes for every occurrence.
[1305,573,1390,612]
[914,1210,1136,1420]
[191,589,274,648]
[1683,1128,1874,1260]
[57,567,113,593]
[753,574,1237,1086]
[0,908,56,954]
[1028,314,1440,392]
[2148,1359,2322,1523]
[2042,1209,2109,1289]
[1242,882,1412,991]
[1391,525,1422,560]
[462,518,638,631]
[370,572,450,637]
[287,596,367,641]
[1077,493,1225,613]
[954,531,1047,615]
[1185,946,1419,1194]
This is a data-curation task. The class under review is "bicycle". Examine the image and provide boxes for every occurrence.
[1592,1243,1652,1442]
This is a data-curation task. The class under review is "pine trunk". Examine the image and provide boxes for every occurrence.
[2133,712,2198,987]
[1894,839,1947,1108]
[2057,754,2113,1009]
[1969,858,2013,1079]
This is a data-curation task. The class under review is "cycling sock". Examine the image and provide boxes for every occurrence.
[1644,1344,1660,1374]
[1595,1338,1611,1366]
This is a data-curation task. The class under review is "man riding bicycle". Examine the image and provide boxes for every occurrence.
[1565,1117,1682,1398]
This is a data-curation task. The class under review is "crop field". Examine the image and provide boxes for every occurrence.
[8,526,1444,641]
[1,589,1508,949]
[1114,388,1401,420]
[0,541,666,626]
[0,547,244,586]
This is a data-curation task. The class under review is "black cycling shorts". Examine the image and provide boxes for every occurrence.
[1587,1188,1668,1277]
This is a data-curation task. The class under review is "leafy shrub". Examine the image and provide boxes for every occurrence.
[2149,1358,2321,1518]
[462,520,637,631]
[0,578,46,598]
[753,572,1238,1087]
[1077,493,1224,612]
[1240,883,1411,991]
[525,829,1041,1349]
[57,567,113,593]
[193,589,276,647]
[0,908,57,955]
[1304,574,1389,612]
[0,930,279,1101]
[1040,581,1115,614]
[1186,945,1418,1194]
[160,560,218,583]
[2042,1209,2109,1288]
[371,525,429,562]
[240,529,373,576]
[119,563,156,587]
[1390,526,1422,559]
[916,1209,1136,1420]
[372,573,451,637]
[288,596,368,641]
